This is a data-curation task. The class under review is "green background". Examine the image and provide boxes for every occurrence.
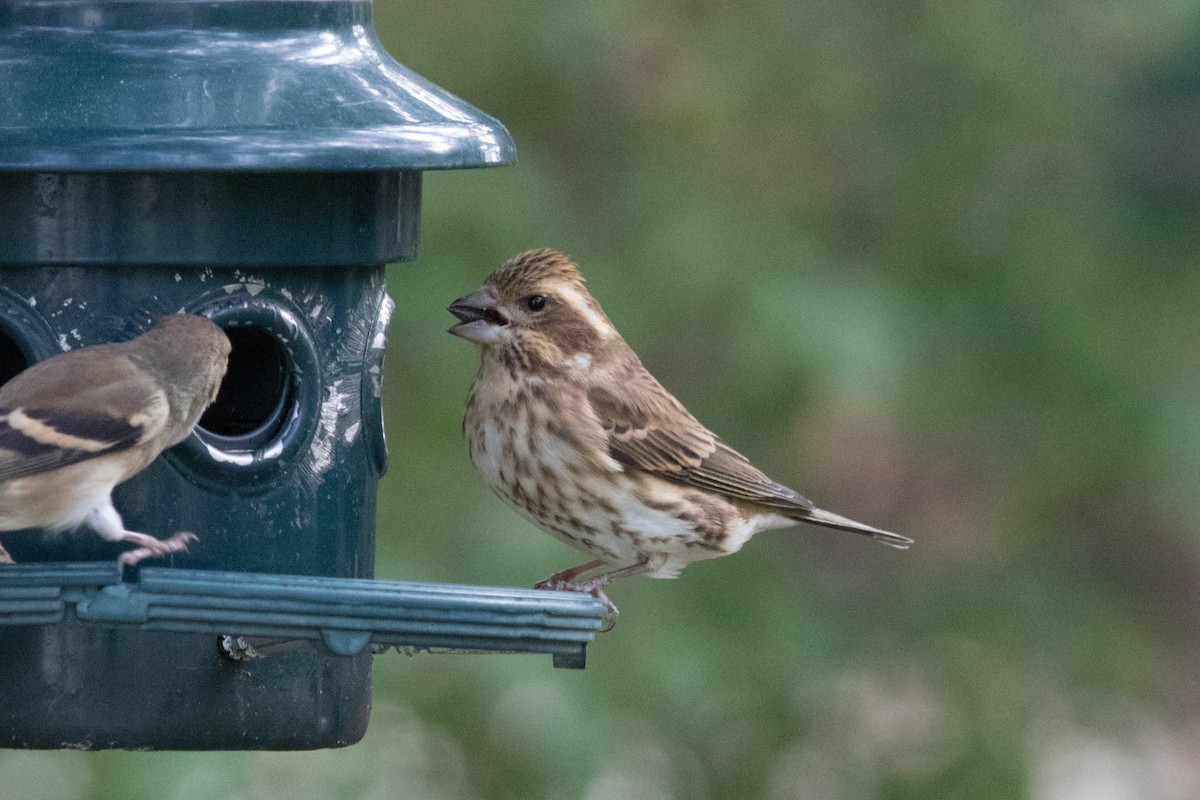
[6,0,1200,797]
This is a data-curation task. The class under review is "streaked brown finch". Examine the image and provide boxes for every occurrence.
[449,249,910,623]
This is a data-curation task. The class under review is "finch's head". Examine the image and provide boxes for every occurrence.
[448,249,618,362]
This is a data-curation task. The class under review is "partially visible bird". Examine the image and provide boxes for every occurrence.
[449,248,911,623]
[0,314,231,567]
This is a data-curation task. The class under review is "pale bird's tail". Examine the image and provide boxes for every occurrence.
[797,506,913,550]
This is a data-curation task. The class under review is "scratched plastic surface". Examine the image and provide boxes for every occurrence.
[0,254,395,751]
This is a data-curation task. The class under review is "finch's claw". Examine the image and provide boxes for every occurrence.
[575,582,619,631]
[532,577,620,632]
[116,531,198,568]
[592,589,619,632]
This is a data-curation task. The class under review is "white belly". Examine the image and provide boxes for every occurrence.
[0,457,127,532]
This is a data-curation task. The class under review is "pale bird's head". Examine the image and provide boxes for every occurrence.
[448,249,617,364]
[134,314,232,422]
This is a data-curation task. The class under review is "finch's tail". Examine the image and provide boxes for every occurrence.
[794,506,913,550]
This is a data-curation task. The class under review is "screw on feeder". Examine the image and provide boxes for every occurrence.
[219,635,258,661]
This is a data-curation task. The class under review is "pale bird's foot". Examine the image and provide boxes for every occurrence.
[0,541,13,564]
[116,531,198,568]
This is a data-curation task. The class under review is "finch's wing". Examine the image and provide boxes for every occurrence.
[586,376,815,513]
[0,347,169,481]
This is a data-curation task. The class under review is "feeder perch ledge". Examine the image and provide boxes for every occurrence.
[0,562,605,670]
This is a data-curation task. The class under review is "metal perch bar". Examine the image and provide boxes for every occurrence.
[0,563,606,669]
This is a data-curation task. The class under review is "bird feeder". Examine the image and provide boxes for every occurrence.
[0,0,605,750]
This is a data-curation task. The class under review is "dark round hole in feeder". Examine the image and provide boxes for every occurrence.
[0,329,30,388]
[198,326,292,447]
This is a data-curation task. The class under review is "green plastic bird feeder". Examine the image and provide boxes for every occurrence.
[0,0,605,750]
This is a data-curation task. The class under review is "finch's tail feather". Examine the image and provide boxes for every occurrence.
[795,507,913,549]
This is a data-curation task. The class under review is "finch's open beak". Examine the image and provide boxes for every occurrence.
[448,285,507,344]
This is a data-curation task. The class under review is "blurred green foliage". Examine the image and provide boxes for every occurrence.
[8,0,1200,797]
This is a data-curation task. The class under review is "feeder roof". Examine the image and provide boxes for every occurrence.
[0,0,516,171]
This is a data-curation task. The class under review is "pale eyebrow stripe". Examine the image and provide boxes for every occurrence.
[558,284,614,337]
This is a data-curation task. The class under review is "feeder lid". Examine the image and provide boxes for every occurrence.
[0,0,516,171]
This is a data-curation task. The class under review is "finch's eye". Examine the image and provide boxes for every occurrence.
[524,294,547,312]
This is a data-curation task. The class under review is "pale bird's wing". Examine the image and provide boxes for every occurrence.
[585,370,815,514]
[0,347,170,482]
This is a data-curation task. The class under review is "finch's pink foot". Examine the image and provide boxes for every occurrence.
[570,579,620,631]
[117,531,198,568]
[533,576,620,631]
[0,542,12,564]
[534,559,605,590]
[590,588,619,632]
[533,575,578,592]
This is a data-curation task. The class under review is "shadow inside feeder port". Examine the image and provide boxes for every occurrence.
[197,325,294,450]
